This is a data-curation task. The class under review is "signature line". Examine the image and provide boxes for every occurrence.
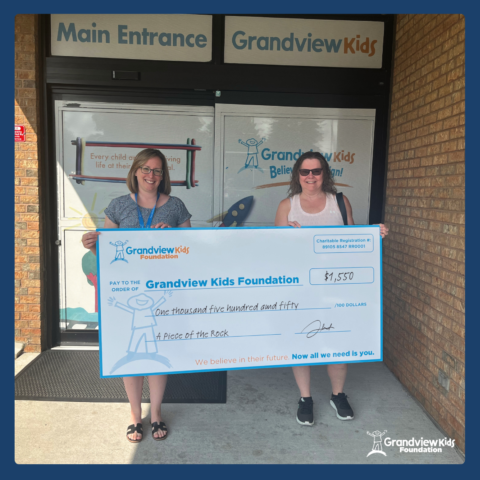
[295,330,351,334]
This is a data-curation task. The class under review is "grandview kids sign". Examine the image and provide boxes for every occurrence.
[51,14,212,62]
[224,16,384,69]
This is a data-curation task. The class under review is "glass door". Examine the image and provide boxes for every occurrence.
[214,104,376,226]
[54,101,215,335]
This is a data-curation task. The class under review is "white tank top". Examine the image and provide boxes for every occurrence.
[287,193,344,226]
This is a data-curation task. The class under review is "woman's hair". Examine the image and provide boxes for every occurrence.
[288,151,337,197]
[126,148,171,195]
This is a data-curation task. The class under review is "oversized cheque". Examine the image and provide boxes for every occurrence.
[97,226,382,377]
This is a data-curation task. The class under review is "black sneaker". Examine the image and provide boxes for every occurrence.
[330,393,354,420]
[296,397,314,426]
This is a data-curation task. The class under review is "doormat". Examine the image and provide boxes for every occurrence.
[15,350,227,403]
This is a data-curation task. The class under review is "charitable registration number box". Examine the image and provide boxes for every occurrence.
[97,226,382,377]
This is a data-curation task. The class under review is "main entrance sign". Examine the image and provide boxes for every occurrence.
[97,226,383,378]
[51,14,213,62]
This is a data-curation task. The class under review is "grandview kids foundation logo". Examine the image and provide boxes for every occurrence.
[366,430,456,458]
[111,242,190,262]
[127,244,190,260]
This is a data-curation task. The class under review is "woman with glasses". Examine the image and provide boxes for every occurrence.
[82,148,191,443]
[274,152,388,427]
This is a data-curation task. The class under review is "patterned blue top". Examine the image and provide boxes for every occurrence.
[104,194,191,228]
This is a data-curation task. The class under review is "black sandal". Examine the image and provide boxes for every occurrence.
[151,421,168,441]
[126,423,143,443]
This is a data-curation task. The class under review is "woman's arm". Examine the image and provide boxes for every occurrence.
[274,198,290,226]
[81,216,118,256]
[178,219,191,228]
[275,198,300,228]
[344,195,389,238]
[343,195,355,226]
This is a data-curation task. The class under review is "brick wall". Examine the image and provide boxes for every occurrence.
[383,14,465,452]
[15,14,42,353]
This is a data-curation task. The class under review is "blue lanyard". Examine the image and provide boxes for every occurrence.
[135,192,160,229]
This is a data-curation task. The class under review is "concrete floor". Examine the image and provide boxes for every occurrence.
[15,353,464,464]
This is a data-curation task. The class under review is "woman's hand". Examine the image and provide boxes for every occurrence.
[152,222,171,229]
[376,224,389,238]
[82,231,101,249]
[288,221,301,228]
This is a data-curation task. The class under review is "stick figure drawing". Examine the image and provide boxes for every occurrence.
[237,137,266,173]
[110,240,129,264]
[108,292,173,374]
[366,430,388,457]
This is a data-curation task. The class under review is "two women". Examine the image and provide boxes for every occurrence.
[82,149,191,443]
[275,152,388,426]
[83,148,388,440]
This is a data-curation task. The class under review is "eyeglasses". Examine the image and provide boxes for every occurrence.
[299,168,323,176]
[140,166,163,176]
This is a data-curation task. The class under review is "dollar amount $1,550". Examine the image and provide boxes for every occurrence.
[324,271,354,283]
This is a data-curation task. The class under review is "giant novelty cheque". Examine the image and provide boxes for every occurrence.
[97,226,382,377]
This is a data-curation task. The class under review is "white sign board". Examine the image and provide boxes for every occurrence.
[224,16,384,68]
[97,226,382,378]
[51,14,212,62]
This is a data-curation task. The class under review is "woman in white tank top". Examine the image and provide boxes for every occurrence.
[274,152,388,426]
